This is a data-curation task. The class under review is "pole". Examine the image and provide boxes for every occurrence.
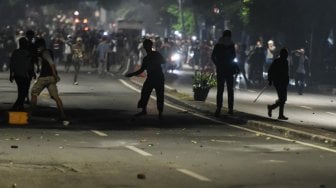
[253,85,268,103]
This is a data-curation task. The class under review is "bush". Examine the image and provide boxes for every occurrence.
[192,71,217,91]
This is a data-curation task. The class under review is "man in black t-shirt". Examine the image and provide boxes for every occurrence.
[126,39,165,120]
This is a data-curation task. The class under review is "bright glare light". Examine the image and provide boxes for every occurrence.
[171,53,181,61]
[174,30,182,38]
[103,31,108,36]
[192,36,197,41]
[74,11,79,16]
[83,18,88,24]
[74,18,80,23]
[234,57,238,63]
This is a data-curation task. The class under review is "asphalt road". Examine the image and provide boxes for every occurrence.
[165,67,336,131]
[0,70,336,188]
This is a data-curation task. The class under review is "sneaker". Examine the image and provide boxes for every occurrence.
[267,105,272,117]
[278,115,288,120]
[158,112,163,120]
[228,109,234,115]
[214,108,221,117]
[134,111,147,117]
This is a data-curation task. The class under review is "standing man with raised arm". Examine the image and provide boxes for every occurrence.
[126,39,166,120]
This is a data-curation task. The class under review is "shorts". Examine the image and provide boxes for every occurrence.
[31,76,59,98]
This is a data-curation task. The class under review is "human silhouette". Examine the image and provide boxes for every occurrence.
[211,30,239,117]
[267,48,289,120]
[126,39,165,120]
[9,37,31,110]
[25,30,38,104]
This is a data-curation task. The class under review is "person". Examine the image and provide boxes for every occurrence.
[292,48,309,95]
[267,48,289,120]
[30,38,67,122]
[25,30,38,104]
[96,36,109,77]
[64,35,73,73]
[49,34,64,65]
[265,40,276,73]
[248,41,265,85]
[71,37,85,85]
[9,37,31,110]
[126,39,165,120]
[211,30,239,117]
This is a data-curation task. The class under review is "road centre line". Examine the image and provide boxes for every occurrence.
[299,105,313,110]
[326,112,336,116]
[125,145,152,156]
[91,130,108,137]
[177,169,211,182]
[119,79,336,154]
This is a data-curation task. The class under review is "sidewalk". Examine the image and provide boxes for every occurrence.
[128,75,336,147]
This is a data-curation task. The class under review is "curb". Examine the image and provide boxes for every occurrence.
[128,77,336,147]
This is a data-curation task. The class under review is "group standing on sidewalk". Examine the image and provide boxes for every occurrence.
[211,30,290,120]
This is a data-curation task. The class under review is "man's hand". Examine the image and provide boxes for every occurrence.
[9,75,13,83]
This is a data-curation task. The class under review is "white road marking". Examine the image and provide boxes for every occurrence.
[299,105,313,110]
[125,145,152,156]
[247,90,257,93]
[177,169,211,182]
[326,112,336,116]
[91,130,108,137]
[164,84,175,90]
[119,79,336,154]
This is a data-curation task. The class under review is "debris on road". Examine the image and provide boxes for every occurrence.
[148,144,154,147]
[283,147,290,151]
[191,140,198,144]
[11,145,18,149]
[137,173,146,179]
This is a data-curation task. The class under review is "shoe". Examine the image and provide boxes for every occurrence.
[228,109,233,115]
[158,112,163,120]
[267,105,272,117]
[73,82,79,85]
[134,111,147,117]
[214,108,221,117]
[278,115,288,120]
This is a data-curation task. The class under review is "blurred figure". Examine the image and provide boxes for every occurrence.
[64,35,73,73]
[25,30,38,104]
[160,38,172,72]
[71,37,85,85]
[49,34,64,65]
[292,48,309,95]
[212,30,239,117]
[9,37,31,110]
[235,43,250,88]
[265,40,276,72]
[0,34,5,72]
[267,48,289,120]
[126,39,166,120]
[96,36,110,77]
[248,41,265,85]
